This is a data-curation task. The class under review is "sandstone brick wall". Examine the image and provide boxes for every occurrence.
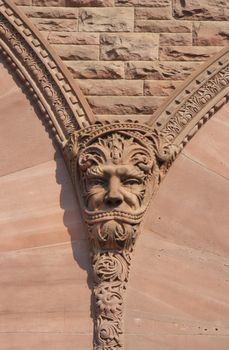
[16,0,229,121]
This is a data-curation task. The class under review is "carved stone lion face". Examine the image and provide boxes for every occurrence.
[78,133,155,222]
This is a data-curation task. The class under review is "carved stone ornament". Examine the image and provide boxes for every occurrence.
[1,1,229,349]
[64,121,173,349]
[0,0,95,148]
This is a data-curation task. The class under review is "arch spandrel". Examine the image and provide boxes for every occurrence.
[0,1,229,349]
[0,0,95,147]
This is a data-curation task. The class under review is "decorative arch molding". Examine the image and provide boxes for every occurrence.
[0,1,228,349]
[0,0,95,148]
[149,46,229,158]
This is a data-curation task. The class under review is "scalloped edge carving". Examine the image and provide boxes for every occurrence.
[0,0,95,147]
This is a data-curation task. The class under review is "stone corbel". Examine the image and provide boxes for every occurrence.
[63,122,174,349]
[1,1,229,349]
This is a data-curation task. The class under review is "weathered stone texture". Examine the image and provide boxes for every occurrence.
[144,80,182,96]
[32,0,65,6]
[79,8,134,32]
[53,44,99,60]
[193,22,229,46]
[125,61,198,80]
[135,20,191,33]
[173,0,229,21]
[115,0,171,6]
[15,0,32,4]
[32,18,78,31]
[66,61,124,79]
[78,79,143,96]
[20,6,78,18]
[44,32,99,45]
[135,7,172,20]
[15,0,229,119]
[86,96,164,114]
[100,33,158,61]
[160,33,192,46]
[66,0,114,6]
[160,46,222,61]
[32,0,114,5]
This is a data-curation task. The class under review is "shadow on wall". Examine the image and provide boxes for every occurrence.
[1,53,95,342]
[1,57,93,290]
[55,152,95,322]
[2,56,93,291]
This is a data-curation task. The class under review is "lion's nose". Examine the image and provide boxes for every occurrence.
[105,176,123,207]
[105,194,123,207]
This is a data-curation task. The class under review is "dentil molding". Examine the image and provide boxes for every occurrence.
[0,1,228,349]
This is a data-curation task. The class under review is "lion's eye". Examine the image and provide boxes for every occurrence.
[89,178,106,186]
[123,178,140,186]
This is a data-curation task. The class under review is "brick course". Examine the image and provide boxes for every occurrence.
[17,0,229,120]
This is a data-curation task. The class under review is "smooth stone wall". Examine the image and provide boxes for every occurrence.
[0,62,55,177]
[126,103,229,349]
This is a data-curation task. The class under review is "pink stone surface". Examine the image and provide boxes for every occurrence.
[145,154,229,256]
[0,158,87,252]
[125,108,229,349]
[0,242,91,318]
[0,62,55,176]
[126,232,229,348]
[0,159,93,348]
[0,56,229,349]
[183,102,229,180]
[0,61,94,349]
[0,333,92,350]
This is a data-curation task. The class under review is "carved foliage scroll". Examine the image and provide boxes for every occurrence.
[161,64,229,143]
[64,121,173,349]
